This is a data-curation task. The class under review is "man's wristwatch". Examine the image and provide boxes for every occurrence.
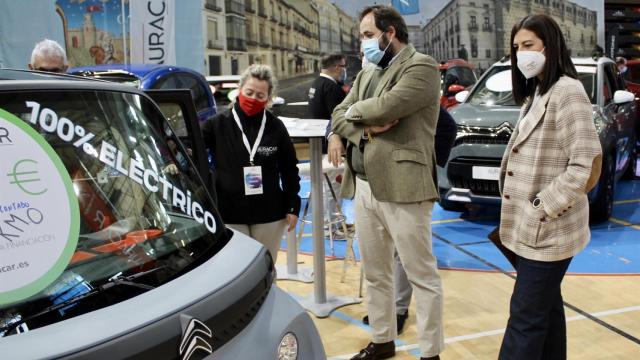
[532,197,543,209]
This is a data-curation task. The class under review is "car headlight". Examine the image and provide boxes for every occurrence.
[278,332,298,360]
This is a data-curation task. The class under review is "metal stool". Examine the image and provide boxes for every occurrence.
[298,173,357,282]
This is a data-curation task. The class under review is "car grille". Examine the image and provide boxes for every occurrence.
[455,134,510,146]
[455,123,513,146]
[448,176,500,196]
[206,252,274,351]
[447,157,502,196]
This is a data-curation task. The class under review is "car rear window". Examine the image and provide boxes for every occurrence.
[0,89,225,336]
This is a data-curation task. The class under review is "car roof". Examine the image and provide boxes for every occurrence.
[206,75,241,82]
[0,68,146,94]
[68,64,204,80]
[492,56,613,67]
[439,59,473,70]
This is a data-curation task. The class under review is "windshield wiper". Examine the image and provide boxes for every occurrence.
[0,267,163,336]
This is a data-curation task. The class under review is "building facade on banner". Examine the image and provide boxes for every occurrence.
[203,0,227,76]
[203,0,326,79]
[408,25,427,54]
[423,0,598,75]
[317,0,341,55]
[335,5,359,56]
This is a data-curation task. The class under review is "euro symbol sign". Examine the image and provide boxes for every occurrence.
[7,159,48,196]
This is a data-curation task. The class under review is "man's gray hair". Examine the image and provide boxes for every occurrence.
[30,39,67,65]
[239,64,277,97]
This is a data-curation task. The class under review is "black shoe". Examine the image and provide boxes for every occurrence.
[362,311,409,335]
[350,341,395,360]
[420,356,440,360]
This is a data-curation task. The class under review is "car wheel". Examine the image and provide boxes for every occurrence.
[590,153,615,223]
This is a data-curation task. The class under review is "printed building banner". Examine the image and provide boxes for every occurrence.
[56,0,130,67]
[129,0,176,65]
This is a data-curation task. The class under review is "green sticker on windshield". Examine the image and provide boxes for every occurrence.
[0,108,80,306]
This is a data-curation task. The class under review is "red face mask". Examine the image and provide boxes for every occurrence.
[238,93,267,117]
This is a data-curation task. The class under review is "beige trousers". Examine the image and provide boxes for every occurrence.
[227,219,287,263]
[355,177,444,357]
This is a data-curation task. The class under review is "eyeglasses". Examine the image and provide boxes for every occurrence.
[34,67,65,73]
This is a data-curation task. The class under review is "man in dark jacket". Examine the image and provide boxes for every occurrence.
[308,53,348,123]
[307,54,349,232]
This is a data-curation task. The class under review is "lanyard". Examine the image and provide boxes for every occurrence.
[232,108,266,165]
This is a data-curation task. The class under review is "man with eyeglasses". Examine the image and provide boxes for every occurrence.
[307,53,352,237]
[28,39,68,74]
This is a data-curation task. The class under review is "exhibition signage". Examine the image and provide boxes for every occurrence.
[130,0,176,65]
[0,109,80,306]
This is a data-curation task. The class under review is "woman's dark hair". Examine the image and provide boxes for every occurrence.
[510,14,577,105]
[360,5,409,44]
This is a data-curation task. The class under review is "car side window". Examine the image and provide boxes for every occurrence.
[174,73,210,114]
[154,74,180,90]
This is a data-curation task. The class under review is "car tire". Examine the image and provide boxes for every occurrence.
[590,152,615,223]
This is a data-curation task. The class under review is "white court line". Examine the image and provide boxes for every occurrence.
[327,305,640,359]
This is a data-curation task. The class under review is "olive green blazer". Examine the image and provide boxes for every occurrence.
[331,44,441,203]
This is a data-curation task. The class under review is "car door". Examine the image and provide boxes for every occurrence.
[153,72,217,123]
[144,89,216,203]
[603,63,635,175]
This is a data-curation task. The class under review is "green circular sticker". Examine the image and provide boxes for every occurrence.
[0,108,80,306]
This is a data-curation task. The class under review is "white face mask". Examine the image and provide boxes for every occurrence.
[516,48,546,79]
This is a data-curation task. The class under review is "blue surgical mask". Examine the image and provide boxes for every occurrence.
[362,32,391,66]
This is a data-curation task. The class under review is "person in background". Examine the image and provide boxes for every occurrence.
[332,5,443,360]
[28,39,68,73]
[308,54,351,236]
[201,64,300,263]
[616,56,631,81]
[498,14,602,359]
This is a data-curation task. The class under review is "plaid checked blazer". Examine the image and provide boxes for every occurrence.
[499,76,602,262]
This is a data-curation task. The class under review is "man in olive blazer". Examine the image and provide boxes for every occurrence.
[331,6,443,360]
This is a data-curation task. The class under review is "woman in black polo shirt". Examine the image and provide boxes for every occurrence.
[201,64,300,262]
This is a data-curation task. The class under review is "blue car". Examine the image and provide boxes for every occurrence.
[69,64,217,122]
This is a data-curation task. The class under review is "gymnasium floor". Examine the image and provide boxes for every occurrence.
[276,177,640,359]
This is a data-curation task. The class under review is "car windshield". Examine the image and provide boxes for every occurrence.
[441,66,477,94]
[0,89,225,336]
[466,65,598,106]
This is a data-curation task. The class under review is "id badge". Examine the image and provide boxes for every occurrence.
[243,166,264,195]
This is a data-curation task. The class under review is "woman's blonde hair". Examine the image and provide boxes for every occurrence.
[239,64,278,98]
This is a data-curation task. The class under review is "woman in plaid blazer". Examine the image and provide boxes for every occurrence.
[497,15,602,360]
